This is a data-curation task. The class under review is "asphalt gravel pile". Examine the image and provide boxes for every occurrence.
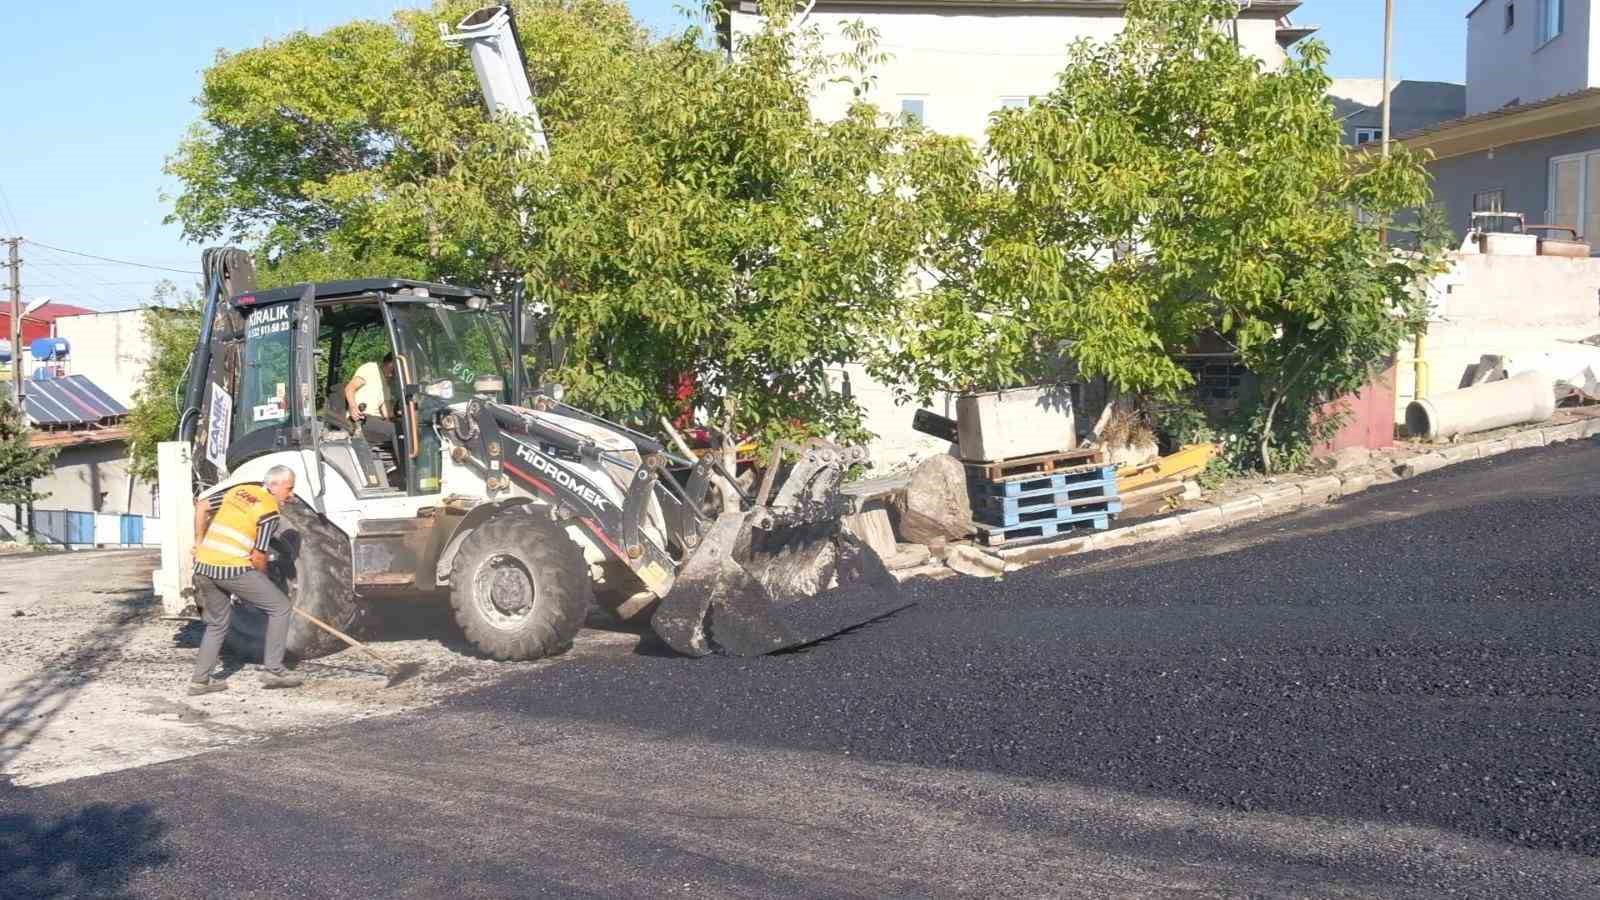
[467,440,1600,855]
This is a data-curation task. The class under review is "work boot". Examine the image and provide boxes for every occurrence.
[187,678,228,696]
[260,671,304,690]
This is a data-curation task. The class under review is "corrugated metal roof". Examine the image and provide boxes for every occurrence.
[1392,87,1600,144]
[23,374,129,428]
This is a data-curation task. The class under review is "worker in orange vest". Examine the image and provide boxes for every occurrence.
[188,465,304,693]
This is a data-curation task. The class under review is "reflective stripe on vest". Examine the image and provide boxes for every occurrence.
[194,484,280,569]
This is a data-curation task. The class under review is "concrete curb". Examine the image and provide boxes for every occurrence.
[995,416,1600,565]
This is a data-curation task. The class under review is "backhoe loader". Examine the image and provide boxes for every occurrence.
[150,252,903,661]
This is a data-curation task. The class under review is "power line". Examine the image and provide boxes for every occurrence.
[29,260,194,268]
[21,244,119,308]
[29,280,171,287]
[0,183,19,235]
[20,239,200,275]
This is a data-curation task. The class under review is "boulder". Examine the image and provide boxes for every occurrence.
[843,509,898,561]
[945,544,1009,578]
[888,454,974,543]
[883,543,932,571]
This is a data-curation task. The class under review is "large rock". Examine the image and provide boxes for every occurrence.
[842,509,898,561]
[889,455,973,543]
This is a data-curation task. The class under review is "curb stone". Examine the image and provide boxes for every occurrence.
[1438,443,1480,463]
[1544,421,1588,443]
[1297,475,1343,505]
[1508,430,1547,450]
[1174,506,1225,533]
[1396,453,1449,478]
[1215,494,1264,520]
[993,416,1598,565]
[1475,438,1512,457]
[1127,516,1183,542]
[1252,484,1304,512]
[1338,471,1377,495]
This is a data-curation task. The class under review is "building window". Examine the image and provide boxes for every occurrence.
[1354,127,1383,146]
[1472,190,1505,213]
[1549,150,1600,245]
[1537,0,1563,44]
[899,96,926,125]
[1504,2,1515,31]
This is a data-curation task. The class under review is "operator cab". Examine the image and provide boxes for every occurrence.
[226,279,524,498]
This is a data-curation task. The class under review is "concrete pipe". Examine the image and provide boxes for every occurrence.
[1404,370,1556,441]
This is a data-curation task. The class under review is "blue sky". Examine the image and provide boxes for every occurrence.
[0,0,1469,310]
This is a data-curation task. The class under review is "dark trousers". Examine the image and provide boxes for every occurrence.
[192,571,292,679]
[360,417,396,447]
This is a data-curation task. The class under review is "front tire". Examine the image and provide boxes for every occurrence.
[224,497,359,661]
[449,509,592,661]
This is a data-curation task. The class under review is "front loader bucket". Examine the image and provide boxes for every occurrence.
[651,509,909,658]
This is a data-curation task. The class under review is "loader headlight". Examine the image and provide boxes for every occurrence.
[540,382,566,402]
[424,379,455,401]
[473,375,505,396]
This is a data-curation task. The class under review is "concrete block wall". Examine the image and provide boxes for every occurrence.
[1395,253,1600,419]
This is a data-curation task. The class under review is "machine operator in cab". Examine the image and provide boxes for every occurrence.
[342,352,398,449]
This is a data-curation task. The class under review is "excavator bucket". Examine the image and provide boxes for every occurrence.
[651,442,910,657]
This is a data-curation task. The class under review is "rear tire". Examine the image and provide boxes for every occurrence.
[223,497,359,661]
[449,509,592,661]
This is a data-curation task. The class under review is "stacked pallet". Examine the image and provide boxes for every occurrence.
[965,448,1120,547]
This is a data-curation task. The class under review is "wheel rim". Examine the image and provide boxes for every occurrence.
[473,553,536,632]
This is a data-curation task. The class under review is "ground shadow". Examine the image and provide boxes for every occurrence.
[0,801,172,898]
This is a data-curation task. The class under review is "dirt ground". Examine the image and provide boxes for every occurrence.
[0,549,638,787]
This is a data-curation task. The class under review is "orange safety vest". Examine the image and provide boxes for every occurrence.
[195,484,280,574]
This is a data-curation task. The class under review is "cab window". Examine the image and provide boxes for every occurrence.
[236,304,295,441]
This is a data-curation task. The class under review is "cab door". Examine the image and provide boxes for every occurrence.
[380,299,444,496]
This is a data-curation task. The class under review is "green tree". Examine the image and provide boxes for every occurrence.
[164,0,958,442]
[0,397,54,509]
[127,280,202,480]
[872,0,1446,471]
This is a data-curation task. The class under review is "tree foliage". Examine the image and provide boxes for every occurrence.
[163,0,1445,470]
[165,0,957,441]
[127,281,202,481]
[0,397,55,508]
[869,0,1446,470]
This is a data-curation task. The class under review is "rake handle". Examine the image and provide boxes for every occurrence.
[291,607,395,672]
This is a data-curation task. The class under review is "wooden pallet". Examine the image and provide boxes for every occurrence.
[963,448,1102,483]
[974,497,1123,528]
[974,511,1111,547]
[973,489,1122,525]
[969,465,1118,497]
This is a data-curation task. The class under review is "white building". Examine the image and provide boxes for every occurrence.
[719,0,1316,469]
[1465,0,1599,115]
[50,308,153,407]
[725,0,1314,145]
[1407,1,1600,245]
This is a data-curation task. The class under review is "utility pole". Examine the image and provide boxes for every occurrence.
[1381,0,1394,159]
[5,236,21,540]
[6,236,21,413]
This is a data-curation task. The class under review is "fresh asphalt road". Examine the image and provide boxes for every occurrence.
[6,439,1600,898]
